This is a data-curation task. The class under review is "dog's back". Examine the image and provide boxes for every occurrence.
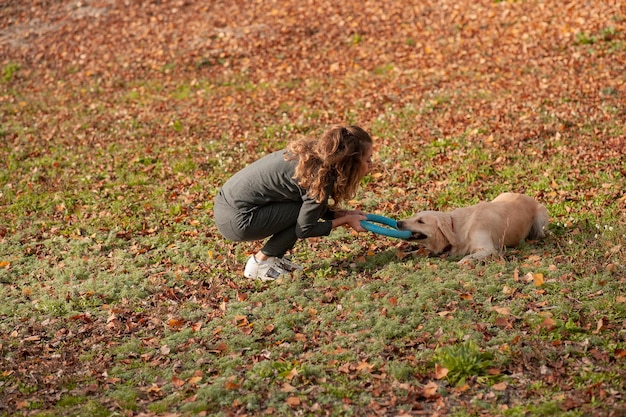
[491,192,548,241]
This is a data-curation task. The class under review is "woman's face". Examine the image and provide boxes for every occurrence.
[359,144,373,179]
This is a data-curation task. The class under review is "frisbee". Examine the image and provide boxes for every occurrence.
[361,214,412,240]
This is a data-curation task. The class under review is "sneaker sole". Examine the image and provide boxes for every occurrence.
[244,272,286,281]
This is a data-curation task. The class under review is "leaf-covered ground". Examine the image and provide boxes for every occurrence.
[1,0,625,416]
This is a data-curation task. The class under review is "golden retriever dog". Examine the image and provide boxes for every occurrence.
[397,193,549,263]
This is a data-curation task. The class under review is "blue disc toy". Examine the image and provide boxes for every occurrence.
[360,214,412,240]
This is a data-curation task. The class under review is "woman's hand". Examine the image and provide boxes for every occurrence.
[331,213,367,232]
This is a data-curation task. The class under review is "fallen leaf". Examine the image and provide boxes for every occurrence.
[492,381,507,391]
[285,367,299,381]
[492,306,511,315]
[540,317,557,331]
[188,375,202,385]
[225,381,240,390]
[423,381,439,398]
[356,361,373,372]
[172,376,185,388]
[24,335,41,342]
[435,364,449,379]
[281,382,297,392]
[286,396,300,407]
[168,318,185,329]
[502,285,516,296]
[593,317,608,334]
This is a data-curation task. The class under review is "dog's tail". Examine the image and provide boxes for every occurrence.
[529,204,549,240]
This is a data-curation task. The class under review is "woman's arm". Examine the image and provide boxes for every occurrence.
[331,212,367,232]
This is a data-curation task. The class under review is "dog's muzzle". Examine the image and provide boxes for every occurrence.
[396,221,428,240]
[410,232,428,240]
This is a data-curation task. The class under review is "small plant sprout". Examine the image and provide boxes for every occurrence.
[433,340,496,386]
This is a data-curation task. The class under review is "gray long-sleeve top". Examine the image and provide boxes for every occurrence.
[216,149,334,238]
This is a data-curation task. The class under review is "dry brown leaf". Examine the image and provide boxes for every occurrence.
[281,383,297,392]
[171,376,185,388]
[435,364,449,380]
[492,306,511,315]
[286,396,301,407]
[492,382,507,391]
[423,381,439,398]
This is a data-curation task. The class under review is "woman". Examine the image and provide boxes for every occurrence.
[213,125,373,281]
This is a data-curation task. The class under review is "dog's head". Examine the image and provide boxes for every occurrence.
[397,211,457,254]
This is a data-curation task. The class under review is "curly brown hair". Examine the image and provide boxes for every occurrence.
[286,125,373,206]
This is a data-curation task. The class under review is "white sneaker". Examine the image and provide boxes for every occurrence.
[277,256,303,272]
[244,255,289,281]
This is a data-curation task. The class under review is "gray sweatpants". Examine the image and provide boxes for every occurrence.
[214,194,302,258]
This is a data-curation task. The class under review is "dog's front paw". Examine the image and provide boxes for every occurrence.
[458,250,493,265]
[457,256,475,266]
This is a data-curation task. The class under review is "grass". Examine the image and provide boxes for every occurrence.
[1,98,624,414]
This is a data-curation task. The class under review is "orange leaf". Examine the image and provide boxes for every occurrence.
[286,396,301,407]
[492,381,507,391]
[187,376,202,385]
[423,381,439,398]
[492,306,510,315]
[593,318,608,334]
[168,318,185,329]
[285,367,299,381]
[435,364,449,379]
[225,381,240,390]
[281,382,297,392]
[146,384,162,394]
[540,317,557,331]
[356,361,373,372]
[210,341,229,354]
[395,250,410,260]
[172,376,185,388]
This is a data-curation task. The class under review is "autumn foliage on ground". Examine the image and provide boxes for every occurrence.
[1,0,625,416]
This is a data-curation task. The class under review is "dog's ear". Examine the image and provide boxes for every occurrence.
[436,216,457,247]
